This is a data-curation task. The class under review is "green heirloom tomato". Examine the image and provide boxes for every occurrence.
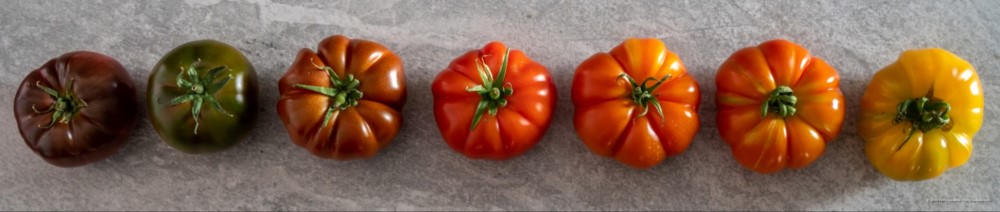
[147,40,259,153]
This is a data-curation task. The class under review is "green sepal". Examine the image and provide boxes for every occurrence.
[31,79,88,128]
[35,81,59,96]
[169,60,236,135]
[293,62,365,129]
[475,58,493,89]
[176,70,193,88]
[169,94,197,106]
[185,62,201,85]
[469,100,489,131]
[191,97,204,134]
[893,97,953,150]
[493,48,510,86]
[465,48,515,132]
[618,73,671,125]
[205,75,232,94]
[762,86,797,118]
[204,94,233,117]
[320,106,336,128]
[294,84,341,96]
[203,66,228,83]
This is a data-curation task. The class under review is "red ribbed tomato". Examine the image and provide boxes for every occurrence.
[431,42,557,160]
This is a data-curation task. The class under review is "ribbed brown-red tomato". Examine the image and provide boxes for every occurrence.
[278,35,406,160]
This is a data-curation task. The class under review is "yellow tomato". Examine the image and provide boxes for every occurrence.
[859,48,983,181]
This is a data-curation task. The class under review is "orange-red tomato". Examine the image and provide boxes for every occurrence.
[572,38,701,169]
[715,39,845,173]
[431,42,557,160]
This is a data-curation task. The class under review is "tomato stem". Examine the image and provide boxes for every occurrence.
[893,97,952,148]
[619,73,670,126]
[168,59,235,135]
[466,48,513,131]
[761,86,797,118]
[31,78,89,128]
[293,58,364,128]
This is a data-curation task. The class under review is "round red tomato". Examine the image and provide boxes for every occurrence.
[431,42,557,160]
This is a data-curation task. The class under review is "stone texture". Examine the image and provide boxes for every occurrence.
[1,0,998,210]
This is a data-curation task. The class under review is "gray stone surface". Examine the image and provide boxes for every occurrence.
[1,0,998,210]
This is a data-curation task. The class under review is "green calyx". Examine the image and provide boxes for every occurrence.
[170,59,235,135]
[619,73,670,125]
[761,86,797,118]
[293,59,364,128]
[466,48,513,131]
[32,78,88,128]
[893,97,951,147]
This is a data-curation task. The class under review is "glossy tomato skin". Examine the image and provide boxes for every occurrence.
[14,51,138,167]
[572,38,701,169]
[432,42,556,160]
[278,35,406,160]
[715,39,845,173]
[147,40,259,154]
[859,49,983,181]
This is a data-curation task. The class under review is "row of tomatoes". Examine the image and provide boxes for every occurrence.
[13,35,982,181]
